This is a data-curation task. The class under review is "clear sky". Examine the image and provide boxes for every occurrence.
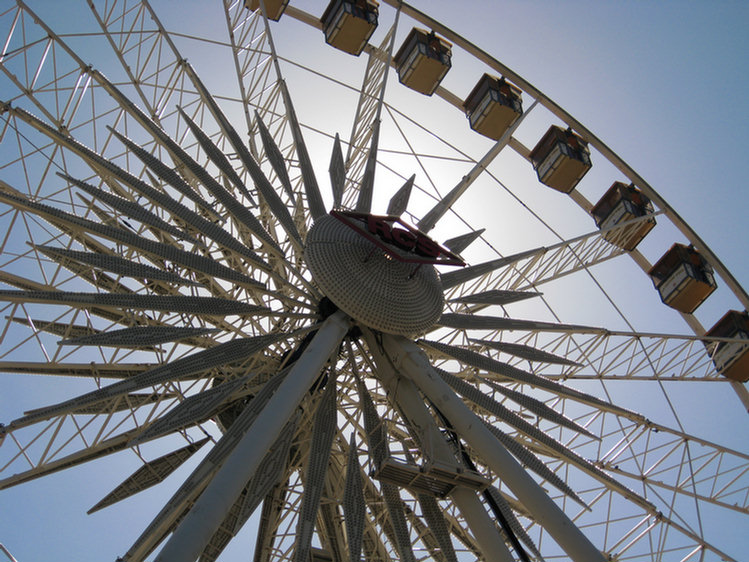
[0,1,748,561]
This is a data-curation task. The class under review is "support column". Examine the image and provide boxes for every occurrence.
[378,333,607,562]
[363,330,515,562]
[154,311,352,562]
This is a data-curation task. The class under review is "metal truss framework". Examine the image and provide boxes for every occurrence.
[0,2,746,562]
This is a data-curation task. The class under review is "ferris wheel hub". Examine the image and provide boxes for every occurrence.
[305,213,444,336]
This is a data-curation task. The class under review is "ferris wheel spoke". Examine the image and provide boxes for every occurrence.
[422,339,628,418]
[256,109,296,202]
[343,435,366,560]
[131,374,259,447]
[593,417,749,518]
[212,105,304,249]
[34,245,201,288]
[121,101,270,253]
[56,325,219,349]
[414,491,460,562]
[439,248,540,291]
[101,125,220,219]
[87,436,210,514]
[123,370,294,561]
[317,439,351,560]
[0,186,271,290]
[484,329,731,382]
[0,271,146,337]
[437,369,630,507]
[443,228,485,255]
[441,219,658,296]
[0,361,150,379]
[7,331,293,431]
[169,108,284,257]
[222,1,283,140]
[478,371,597,439]
[177,104,258,200]
[0,4,91,126]
[293,374,337,562]
[485,486,542,559]
[0,425,141,490]
[3,105,264,265]
[34,248,139,297]
[471,416,582,504]
[278,80,326,221]
[436,312,603,335]
[472,338,580,366]
[246,2,328,227]
[354,119,380,214]
[329,134,345,209]
[386,173,415,217]
[0,290,270,318]
[58,173,203,245]
[253,484,290,562]
[350,15,397,216]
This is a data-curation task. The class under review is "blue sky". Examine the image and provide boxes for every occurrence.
[1,1,748,561]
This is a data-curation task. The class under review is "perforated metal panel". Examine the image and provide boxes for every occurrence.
[436,312,595,333]
[442,229,484,255]
[0,290,266,316]
[422,339,609,407]
[356,374,388,467]
[387,175,414,217]
[0,189,265,288]
[199,417,299,562]
[125,371,290,560]
[13,334,288,428]
[305,214,443,335]
[177,109,282,255]
[448,289,541,306]
[64,176,199,244]
[294,380,337,562]
[256,111,295,202]
[343,436,365,562]
[477,339,579,366]
[439,252,529,290]
[417,492,458,562]
[234,415,298,534]
[381,482,416,562]
[89,438,209,514]
[59,326,218,348]
[486,486,542,559]
[37,245,199,287]
[482,421,581,503]
[135,375,253,444]
[475,374,593,437]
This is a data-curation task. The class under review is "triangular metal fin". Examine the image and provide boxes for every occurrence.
[387,174,414,217]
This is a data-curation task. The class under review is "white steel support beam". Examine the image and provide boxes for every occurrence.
[363,330,515,562]
[377,332,607,562]
[153,311,352,562]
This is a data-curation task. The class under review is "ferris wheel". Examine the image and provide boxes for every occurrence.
[0,1,747,561]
